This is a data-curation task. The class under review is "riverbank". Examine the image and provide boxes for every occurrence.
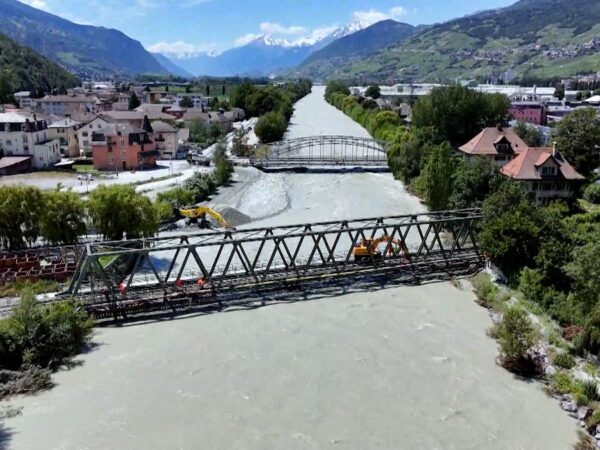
[0,85,578,449]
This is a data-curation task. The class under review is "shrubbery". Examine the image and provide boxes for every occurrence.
[0,290,93,398]
[553,352,576,369]
[583,183,600,204]
[496,307,538,375]
[255,111,287,143]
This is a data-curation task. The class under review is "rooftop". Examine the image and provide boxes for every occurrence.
[0,156,31,169]
[38,95,98,103]
[459,127,527,155]
[48,118,82,129]
[501,147,585,181]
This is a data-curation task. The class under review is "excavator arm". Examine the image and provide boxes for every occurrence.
[179,206,233,229]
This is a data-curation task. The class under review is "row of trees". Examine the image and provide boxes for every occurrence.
[231,79,312,143]
[0,145,235,249]
[326,80,600,356]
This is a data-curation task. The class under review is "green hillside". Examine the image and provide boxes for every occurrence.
[0,33,79,100]
[335,0,600,82]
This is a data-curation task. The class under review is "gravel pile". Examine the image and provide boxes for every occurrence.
[216,206,251,227]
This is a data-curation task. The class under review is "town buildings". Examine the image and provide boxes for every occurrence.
[77,116,111,157]
[459,126,584,203]
[0,112,61,169]
[13,91,36,109]
[37,95,99,116]
[47,117,83,157]
[91,119,159,171]
[508,102,548,125]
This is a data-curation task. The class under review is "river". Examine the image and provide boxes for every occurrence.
[1,86,577,450]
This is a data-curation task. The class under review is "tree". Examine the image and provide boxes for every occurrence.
[565,232,600,313]
[411,85,511,147]
[479,182,544,276]
[205,85,210,96]
[513,121,544,147]
[555,83,565,101]
[40,190,86,245]
[450,157,501,209]
[420,142,455,210]
[497,307,536,369]
[128,92,141,110]
[230,82,257,111]
[584,183,600,204]
[325,81,350,101]
[222,85,226,96]
[212,142,233,186]
[255,111,287,143]
[87,185,158,240]
[180,96,194,108]
[0,71,14,104]
[387,130,423,184]
[365,85,381,99]
[185,84,191,94]
[556,108,600,177]
[0,186,45,249]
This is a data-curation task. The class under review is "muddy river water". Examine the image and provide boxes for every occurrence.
[1,86,576,449]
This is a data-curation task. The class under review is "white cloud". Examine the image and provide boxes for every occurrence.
[19,0,49,10]
[353,5,408,27]
[147,40,218,58]
[259,22,306,35]
[234,33,263,47]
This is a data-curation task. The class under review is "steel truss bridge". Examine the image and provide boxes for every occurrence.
[61,209,483,321]
[249,135,390,169]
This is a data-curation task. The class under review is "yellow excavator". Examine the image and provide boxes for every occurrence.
[179,205,233,229]
[352,234,411,263]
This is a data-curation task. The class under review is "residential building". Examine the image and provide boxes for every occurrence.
[0,112,60,169]
[100,110,176,128]
[458,126,528,166]
[112,93,130,111]
[508,102,548,125]
[37,95,98,116]
[77,116,111,157]
[48,117,83,157]
[180,109,236,132]
[13,91,36,108]
[174,93,210,109]
[500,146,584,203]
[150,120,179,159]
[92,118,159,171]
[141,90,174,105]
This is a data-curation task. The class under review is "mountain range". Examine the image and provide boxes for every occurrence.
[0,0,169,78]
[0,32,79,97]
[169,22,369,77]
[2,0,600,82]
[315,0,600,82]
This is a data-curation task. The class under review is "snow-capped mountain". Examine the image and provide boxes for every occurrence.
[172,21,368,77]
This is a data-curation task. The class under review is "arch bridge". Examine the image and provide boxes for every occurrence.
[249,135,390,169]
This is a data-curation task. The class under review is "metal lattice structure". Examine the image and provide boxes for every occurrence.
[63,209,484,319]
[250,135,389,168]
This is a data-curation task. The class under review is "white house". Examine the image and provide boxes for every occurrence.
[77,116,111,157]
[174,93,210,109]
[37,95,99,116]
[13,91,36,109]
[0,112,61,169]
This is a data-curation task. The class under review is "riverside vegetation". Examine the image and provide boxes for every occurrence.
[0,144,234,249]
[231,79,312,143]
[326,80,600,447]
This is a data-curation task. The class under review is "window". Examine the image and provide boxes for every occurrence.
[82,131,88,137]
[541,166,557,176]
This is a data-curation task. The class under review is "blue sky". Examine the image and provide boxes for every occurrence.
[21,0,516,57]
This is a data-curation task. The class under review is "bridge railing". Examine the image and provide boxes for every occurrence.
[64,209,484,316]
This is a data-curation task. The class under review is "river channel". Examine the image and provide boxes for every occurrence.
[1,86,576,449]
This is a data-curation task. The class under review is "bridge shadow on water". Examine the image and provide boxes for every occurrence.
[0,423,14,450]
[99,268,478,328]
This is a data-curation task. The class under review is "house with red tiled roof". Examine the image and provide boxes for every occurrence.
[459,125,528,166]
[500,146,584,204]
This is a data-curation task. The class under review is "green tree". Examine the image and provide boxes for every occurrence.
[584,183,600,204]
[185,84,191,94]
[387,131,423,184]
[255,111,287,143]
[40,190,86,245]
[556,108,600,177]
[0,186,45,249]
[230,82,257,111]
[555,84,565,101]
[325,81,350,101]
[513,121,544,147]
[411,85,510,147]
[497,307,536,362]
[128,92,141,110]
[0,71,14,104]
[180,96,194,108]
[365,85,381,99]
[205,85,210,96]
[0,291,93,371]
[450,158,501,209]
[212,142,233,186]
[87,185,158,240]
[565,232,600,313]
[421,142,455,210]
[479,182,544,276]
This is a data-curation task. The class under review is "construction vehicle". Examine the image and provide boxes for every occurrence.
[352,234,411,263]
[179,206,233,229]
